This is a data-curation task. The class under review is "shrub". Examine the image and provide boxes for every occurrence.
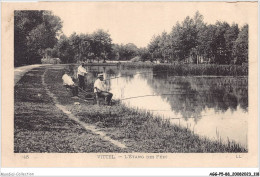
[41,58,61,64]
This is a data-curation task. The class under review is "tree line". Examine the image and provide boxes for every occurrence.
[147,11,248,65]
[14,10,148,66]
[14,10,248,66]
[51,32,151,63]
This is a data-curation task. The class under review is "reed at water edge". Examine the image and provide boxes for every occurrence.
[121,62,248,76]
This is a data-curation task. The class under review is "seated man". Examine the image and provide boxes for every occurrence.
[94,74,113,105]
[62,71,78,97]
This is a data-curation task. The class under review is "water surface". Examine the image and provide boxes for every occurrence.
[74,65,248,147]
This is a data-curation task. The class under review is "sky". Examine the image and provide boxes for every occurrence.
[51,2,252,48]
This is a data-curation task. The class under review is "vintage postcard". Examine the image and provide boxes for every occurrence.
[1,1,258,169]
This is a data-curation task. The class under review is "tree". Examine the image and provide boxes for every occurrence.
[14,10,62,66]
[112,43,139,61]
[169,17,197,63]
[193,11,207,64]
[124,43,139,60]
[78,33,93,61]
[224,23,239,64]
[181,16,197,62]
[233,24,248,64]
[148,35,162,61]
[138,47,151,61]
[198,24,218,63]
[68,33,82,62]
[170,22,183,61]
[54,35,75,63]
[110,44,121,60]
[91,29,113,62]
[214,21,230,64]
[147,11,247,65]
[14,11,44,66]
[158,31,172,62]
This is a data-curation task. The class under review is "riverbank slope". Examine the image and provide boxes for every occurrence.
[44,64,246,152]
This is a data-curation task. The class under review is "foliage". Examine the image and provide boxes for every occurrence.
[15,10,248,67]
[138,47,151,61]
[53,35,74,63]
[91,29,113,62]
[14,10,62,66]
[112,43,139,61]
[233,25,248,64]
[41,57,61,64]
[147,11,248,65]
[52,30,113,63]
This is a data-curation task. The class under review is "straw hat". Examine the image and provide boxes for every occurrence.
[97,73,104,78]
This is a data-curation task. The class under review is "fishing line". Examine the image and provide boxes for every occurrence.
[167,113,218,120]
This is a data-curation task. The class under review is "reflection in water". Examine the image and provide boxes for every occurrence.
[70,65,248,147]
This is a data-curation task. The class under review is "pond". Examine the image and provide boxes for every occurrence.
[72,65,248,147]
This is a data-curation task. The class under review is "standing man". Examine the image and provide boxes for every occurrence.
[77,62,88,90]
[94,74,113,105]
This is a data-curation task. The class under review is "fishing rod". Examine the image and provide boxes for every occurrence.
[118,92,228,101]
[79,85,237,103]
[78,86,194,104]
[78,87,91,94]
[77,87,234,120]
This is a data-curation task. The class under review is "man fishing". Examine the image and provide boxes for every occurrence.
[62,71,79,98]
[94,73,113,105]
[77,62,88,90]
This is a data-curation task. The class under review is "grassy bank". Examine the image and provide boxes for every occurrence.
[14,67,122,152]
[121,62,248,76]
[44,64,247,152]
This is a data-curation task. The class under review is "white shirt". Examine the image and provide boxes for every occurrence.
[94,79,107,93]
[62,74,74,86]
[77,65,88,76]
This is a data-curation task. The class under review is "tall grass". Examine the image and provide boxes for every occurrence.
[74,101,247,152]
[121,62,248,76]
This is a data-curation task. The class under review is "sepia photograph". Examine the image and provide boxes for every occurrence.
[1,1,258,170]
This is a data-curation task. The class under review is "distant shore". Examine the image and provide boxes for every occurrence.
[69,60,248,76]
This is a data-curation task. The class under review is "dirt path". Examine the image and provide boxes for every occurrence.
[41,68,127,149]
[14,65,126,152]
[14,64,50,85]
